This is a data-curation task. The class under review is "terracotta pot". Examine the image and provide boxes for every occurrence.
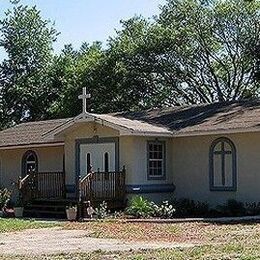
[14,207,24,218]
[66,208,77,221]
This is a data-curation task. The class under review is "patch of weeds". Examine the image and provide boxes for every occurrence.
[0,218,61,233]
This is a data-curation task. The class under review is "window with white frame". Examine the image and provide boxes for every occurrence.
[147,141,165,179]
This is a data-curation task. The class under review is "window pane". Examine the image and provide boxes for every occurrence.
[158,161,162,168]
[224,142,232,152]
[213,154,222,186]
[225,154,233,187]
[27,154,36,162]
[214,142,222,152]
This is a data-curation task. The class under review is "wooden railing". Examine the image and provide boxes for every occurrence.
[79,166,126,203]
[19,171,65,202]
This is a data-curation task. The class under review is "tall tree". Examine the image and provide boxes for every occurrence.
[156,0,260,104]
[1,0,259,125]
[47,42,106,118]
[107,16,175,109]
[0,1,59,126]
[105,0,260,107]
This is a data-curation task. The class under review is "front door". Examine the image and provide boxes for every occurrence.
[80,142,116,176]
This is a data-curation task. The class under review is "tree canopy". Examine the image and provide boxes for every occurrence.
[0,0,260,128]
[0,1,59,126]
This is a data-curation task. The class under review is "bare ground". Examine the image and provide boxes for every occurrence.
[0,227,195,256]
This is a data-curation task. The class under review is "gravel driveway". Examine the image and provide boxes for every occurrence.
[0,227,194,256]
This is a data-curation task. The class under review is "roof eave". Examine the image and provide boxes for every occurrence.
[119,130,173,137]
[173,126,260,137]
[0,141,64,150]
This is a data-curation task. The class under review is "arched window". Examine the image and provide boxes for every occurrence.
[209,138,237,191]
[22,150,38,177]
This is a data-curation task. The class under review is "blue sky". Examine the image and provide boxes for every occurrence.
[0,0,165,61]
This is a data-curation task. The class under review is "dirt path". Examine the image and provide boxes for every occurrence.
[0,227,195,256]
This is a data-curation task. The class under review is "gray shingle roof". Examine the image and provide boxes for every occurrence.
[1,100,260,148]
[112,100,260,135]
[0,118,72,148]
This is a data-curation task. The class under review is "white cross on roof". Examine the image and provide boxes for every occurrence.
[78,87,91,113]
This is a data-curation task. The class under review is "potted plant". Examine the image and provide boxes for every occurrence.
[0,188,11,217]
[13,197,24,218]
[66,205,78,221]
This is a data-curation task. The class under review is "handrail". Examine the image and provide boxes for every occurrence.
[18,174,30,189]
[80,172,92,184]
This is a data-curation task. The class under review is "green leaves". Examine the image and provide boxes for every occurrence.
[1,0,260,127]
[0,2,59,125]
[156,0,260,103]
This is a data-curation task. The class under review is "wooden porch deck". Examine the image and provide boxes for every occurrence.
[18,168,126,218]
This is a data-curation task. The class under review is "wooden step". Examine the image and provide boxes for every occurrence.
[23,198,73,219]
[23,207,66,219]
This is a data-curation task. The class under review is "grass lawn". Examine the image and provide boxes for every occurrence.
[0,219,260,259]
[0,218,61,233]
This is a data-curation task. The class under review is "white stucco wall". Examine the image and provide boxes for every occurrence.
[120,136,173,185]
[0,146,64,196]
[172,132,260,206]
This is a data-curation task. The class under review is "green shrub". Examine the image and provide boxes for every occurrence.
[216,199,246,217]
[152,201,176,218]
[172,198,209,217]
[126,196,154,218]
[0,188,11,209]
